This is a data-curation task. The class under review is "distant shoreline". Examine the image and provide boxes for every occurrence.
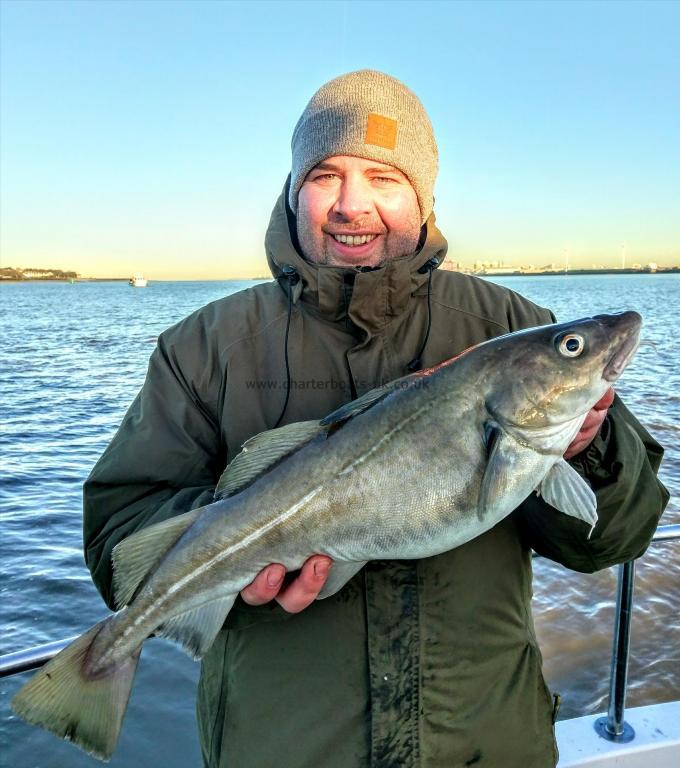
[1,268,678,283]
[473,267,679,277]
[1,277,130,282]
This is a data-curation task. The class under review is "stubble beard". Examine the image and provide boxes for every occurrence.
[296,210,422,268]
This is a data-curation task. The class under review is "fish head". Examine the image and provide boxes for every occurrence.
[483,311,641,452]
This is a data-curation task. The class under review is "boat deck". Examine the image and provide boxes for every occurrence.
[556,701,680,767]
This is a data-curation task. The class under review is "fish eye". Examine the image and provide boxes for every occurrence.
[557,333,585,357]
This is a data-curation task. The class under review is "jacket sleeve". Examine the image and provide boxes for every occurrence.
[83,321,226,609]
[516,395,669,572]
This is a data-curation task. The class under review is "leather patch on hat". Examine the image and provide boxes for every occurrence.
[365,113,397,150]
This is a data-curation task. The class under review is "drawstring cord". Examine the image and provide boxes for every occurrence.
[407,257,439,372]
[274,256,438,425]
[274,265,299,428]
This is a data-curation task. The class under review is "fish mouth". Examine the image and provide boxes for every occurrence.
[601,312,642,382]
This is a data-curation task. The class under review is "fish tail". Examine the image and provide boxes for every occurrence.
[11,619,142,761]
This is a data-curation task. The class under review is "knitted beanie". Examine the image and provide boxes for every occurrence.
[289,70,438,224]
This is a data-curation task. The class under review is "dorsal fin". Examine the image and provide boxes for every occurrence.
[112,507,202,610]
[319,373,415,429]
[214,420,325,500]
[215,372,422,502]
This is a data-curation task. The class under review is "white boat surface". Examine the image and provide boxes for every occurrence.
[556,700,680,767]
[128,275,148,287]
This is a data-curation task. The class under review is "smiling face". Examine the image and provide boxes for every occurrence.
[296,155,422,268]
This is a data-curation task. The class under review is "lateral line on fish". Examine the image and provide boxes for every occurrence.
[130,405,438,631]
[338,399,437,477]
[126,485,323,626]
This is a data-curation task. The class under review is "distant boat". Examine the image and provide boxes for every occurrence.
[129,275,148,288]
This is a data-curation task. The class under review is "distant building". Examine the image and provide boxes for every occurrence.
[481,267,519,275]
[439,260,458,272]
[0,266,79,281]
[23,270,56,278]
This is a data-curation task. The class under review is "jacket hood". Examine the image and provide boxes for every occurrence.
[264,177,448,338]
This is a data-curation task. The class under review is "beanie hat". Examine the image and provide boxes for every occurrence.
[289,70,438,224]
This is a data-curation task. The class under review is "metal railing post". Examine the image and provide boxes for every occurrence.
[0,637,76,678]
[594,560,636,742]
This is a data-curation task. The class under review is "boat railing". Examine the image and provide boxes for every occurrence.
[2,523,679,745]
[590,523,679,742]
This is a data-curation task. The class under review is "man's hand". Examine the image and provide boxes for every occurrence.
[240,555,333,613]
[564,387,615,460]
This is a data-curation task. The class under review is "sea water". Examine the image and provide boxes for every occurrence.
[1,275,678,767]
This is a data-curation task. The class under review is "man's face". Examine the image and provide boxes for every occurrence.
[296,155,421,269]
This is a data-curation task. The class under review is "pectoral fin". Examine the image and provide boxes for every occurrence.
[480,425,550,521]
[479,425,526,518]
[539,459,598,536]
[316,562,367,600]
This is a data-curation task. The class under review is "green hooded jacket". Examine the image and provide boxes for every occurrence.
[83,185,668,768]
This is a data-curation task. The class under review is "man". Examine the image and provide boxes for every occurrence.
[83,71,668,767]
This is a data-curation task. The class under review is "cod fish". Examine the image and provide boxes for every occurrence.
[12,311,641,759]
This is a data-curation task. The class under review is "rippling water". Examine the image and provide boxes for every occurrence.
[1,275,677,767]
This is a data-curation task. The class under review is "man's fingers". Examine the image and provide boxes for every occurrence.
[239,556,334,612]
[580,409,600,431]
[587,407,608,434]
[240,563,286,606]
[579,395,612,434]
[564,433,592,459]
[275,556,333,614]
[594,387,615,410]
[564,406,609,459]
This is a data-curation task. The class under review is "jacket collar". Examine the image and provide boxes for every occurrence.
[265,178,449,338]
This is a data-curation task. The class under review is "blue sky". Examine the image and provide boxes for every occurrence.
[1,0,679,278]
